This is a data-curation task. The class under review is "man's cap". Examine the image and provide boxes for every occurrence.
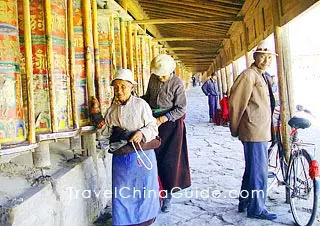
[254,40,278,56]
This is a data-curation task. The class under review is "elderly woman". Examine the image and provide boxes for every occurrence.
[91,69,159,226]
[142,54,191,213]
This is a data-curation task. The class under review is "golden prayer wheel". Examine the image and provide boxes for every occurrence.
[97,9,113,115]
[73,0,90,127]
[0,0,26,145]
[18,0,74,133]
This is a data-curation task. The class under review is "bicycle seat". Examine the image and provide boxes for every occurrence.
[288,116,311,129]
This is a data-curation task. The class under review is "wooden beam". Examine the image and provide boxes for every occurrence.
[132,17,243,25]
[154,36,229,42]
[119,0,162,38]
[183,61,213,63]
[151,0,243,11]
[166,47,220,51]
[174,53,217,57]
[182,59,214,61]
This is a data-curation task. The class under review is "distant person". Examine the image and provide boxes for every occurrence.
[142,54,191,213]
[219,92,229,126]
[192,75,197,87]
[229,40,277,221]
[201,72,220,123]
[198,75,202,86]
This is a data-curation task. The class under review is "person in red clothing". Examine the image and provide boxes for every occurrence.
[220,92,229,127]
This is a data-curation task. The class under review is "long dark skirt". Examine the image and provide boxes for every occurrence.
[155,117,191,192]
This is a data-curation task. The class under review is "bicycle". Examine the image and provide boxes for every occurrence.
[267,106,320,226]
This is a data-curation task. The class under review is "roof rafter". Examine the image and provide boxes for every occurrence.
[132,17,242,25]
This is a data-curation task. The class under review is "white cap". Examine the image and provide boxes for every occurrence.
[254,39,278,56]
[111,69,137,85]
[150,54,176,76]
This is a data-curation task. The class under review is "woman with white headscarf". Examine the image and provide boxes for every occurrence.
[142,54,191,213]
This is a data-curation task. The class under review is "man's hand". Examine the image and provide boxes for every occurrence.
[129,130,144,143]
[156,115,168,126]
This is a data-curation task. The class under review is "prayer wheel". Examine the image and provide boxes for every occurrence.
[73,0,90,126]
[140,35,151,93]
[0,0,26,145]
[113,15,122,70]
[18,0,73,133]
[97,9,113,115]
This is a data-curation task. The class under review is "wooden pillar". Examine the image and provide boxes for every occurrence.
[217,70,223,99]
[133,27,139,82]
[82,0,95,99]
[127,21,134,73]
[272,0,293,163]
[140,35,146,93]
[22,0,36,143]
[120,17,127,68]
[152,42,157,59]
[217,55,226,93]
[241,21,250,68]
[67,0,79,129]
[232,61,238,81]
[109,13,116,75]
[92,0,101,98]
[224,67,230,92]
[230,40,239,81]
[44,0,57,132]
[147,37,152,62]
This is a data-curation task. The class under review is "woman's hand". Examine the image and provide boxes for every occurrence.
[156,115,168,126]
[90,96,101,114]
[129,130,144,143]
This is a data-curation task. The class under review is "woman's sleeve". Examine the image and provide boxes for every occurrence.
[167,80,187,121]
[139,101,158,142]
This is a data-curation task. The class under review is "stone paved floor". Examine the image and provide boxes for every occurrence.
[98,86,320,226]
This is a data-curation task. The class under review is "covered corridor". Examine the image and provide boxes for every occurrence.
[1,0,320,225]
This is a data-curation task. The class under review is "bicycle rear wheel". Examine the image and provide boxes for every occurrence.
[287,149,319,226]
[268,142,286,192]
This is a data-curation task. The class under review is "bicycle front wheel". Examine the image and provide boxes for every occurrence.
[287,149,319,226]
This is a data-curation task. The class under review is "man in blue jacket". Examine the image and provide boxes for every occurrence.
[201,72,220,123]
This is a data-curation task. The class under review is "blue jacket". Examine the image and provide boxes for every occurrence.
[201,79,219,96]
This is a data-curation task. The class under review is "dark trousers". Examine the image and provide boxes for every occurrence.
[208,95,218,119]
[239,141,268,216]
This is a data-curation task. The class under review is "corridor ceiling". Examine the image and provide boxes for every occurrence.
[115,0,246,73]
